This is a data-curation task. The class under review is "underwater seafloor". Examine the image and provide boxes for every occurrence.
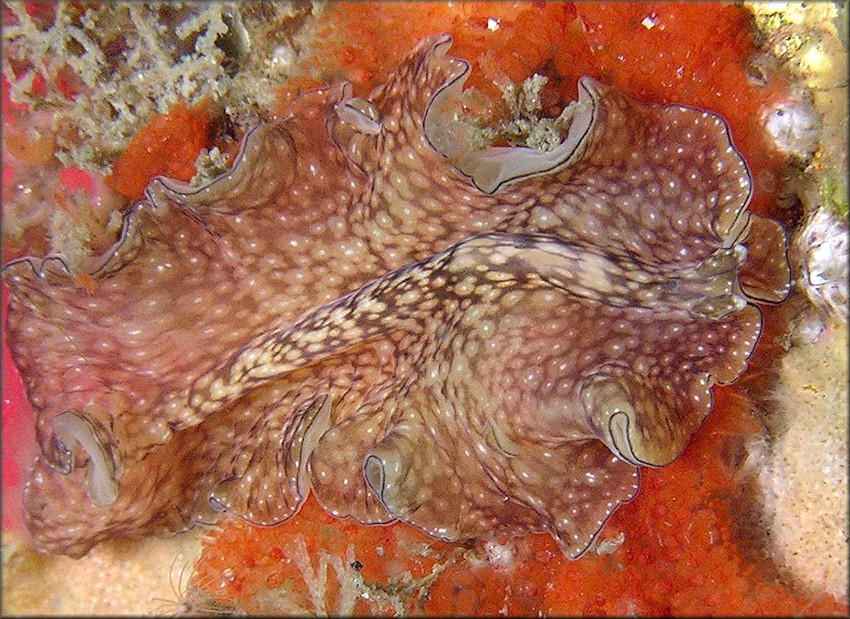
[1,2,848,615]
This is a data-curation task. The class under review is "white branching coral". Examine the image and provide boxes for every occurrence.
[475,73,584,152]
[253,535,363,615]
[188,533,471,616]
[1,1,316,174]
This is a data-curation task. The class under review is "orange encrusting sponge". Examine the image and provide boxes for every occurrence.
[106,101,212,201]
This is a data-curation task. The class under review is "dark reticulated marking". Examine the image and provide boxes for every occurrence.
[2,34,790,559]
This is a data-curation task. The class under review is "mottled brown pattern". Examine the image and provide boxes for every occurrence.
[3,35,790,559]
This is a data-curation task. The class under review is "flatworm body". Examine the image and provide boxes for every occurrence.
[3,35,790,559]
